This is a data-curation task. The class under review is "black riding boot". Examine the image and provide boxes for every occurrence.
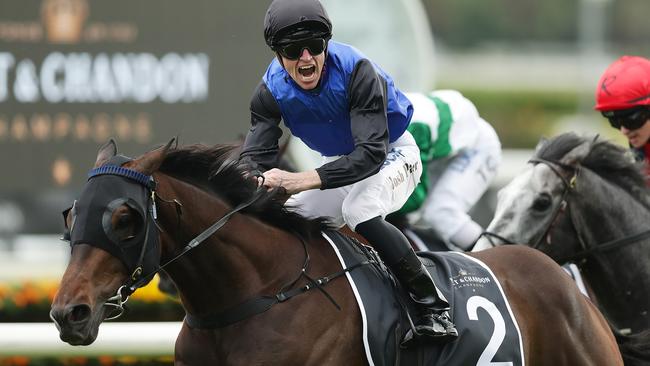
[356,217,458,347]
[393,251,459,347]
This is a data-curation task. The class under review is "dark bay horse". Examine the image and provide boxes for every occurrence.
[474,132,650,364]
[51,139,622,365]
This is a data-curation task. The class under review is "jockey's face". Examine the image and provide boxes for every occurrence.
[620,117,650,148]
[280,47,325,90]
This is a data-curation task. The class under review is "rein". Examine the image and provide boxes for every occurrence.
[480,157,650,263]
[106,181,267,315]
[555,226,650,263]
[101,167,375,326]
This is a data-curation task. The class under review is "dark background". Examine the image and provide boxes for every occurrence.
[0,0,273,232]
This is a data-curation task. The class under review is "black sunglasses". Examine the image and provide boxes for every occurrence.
[277,38,326,60]
[603,109,650,130]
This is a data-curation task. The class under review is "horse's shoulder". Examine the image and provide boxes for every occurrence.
[471,246,572,287]
[471,245,583,304]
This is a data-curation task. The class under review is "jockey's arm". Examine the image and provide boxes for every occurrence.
[315,59,389,190]
[240,81,283,172]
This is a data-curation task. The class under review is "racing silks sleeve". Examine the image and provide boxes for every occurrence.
[239,81,284,172]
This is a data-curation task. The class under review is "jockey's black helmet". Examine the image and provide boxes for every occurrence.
[264,0,332,50]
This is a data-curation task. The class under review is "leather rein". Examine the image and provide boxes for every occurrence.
[102,168,373,326]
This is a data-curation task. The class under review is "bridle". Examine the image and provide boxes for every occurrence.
[76,165,374,325]
[480,157,650,264]
[480,158,576,250]
[527,158,580,252]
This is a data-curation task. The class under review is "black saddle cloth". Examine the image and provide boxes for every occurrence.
[322,229,524,366]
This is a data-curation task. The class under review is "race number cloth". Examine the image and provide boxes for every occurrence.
[323,230,524,366]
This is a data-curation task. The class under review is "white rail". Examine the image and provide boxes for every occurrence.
[0,322,181,356]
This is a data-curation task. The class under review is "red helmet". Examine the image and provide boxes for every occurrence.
[594,56,650,111]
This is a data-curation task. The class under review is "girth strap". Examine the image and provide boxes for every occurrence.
[185,296,278,329]
[184,259,374,329]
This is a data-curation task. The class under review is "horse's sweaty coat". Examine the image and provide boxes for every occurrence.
[324,230,524,366]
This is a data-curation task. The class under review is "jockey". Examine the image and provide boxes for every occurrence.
[239,0,458,345]
[398,91,502,251]
[595,55,650,184]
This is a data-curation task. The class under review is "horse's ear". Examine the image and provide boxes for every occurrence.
[136,138,176,175]
[95,139,118,167]
[561,141,591,165]
[534,137,549,153]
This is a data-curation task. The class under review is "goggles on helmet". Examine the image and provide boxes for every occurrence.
[276,38,327,60]
[602,107,650,130]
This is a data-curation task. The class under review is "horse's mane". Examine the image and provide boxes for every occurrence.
[158,143,331,238]
[534,132,650,208]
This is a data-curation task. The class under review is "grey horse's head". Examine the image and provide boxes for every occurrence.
[474,132,650,260]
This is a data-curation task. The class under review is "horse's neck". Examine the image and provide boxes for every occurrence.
[573,170,650,247]
[154,174,308,316]
[572,170,650,315]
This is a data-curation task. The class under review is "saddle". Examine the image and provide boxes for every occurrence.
[386,214,455,252]
[323,229,524,366]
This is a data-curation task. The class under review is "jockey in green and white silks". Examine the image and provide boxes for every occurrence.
[400,90,502,251]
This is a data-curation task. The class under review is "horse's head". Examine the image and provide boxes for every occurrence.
[50,139,173,345]
[474,134,594,257]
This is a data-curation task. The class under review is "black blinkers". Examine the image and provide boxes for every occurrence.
[62,155,159,284]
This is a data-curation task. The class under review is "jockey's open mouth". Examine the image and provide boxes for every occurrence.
[298,65,317,77]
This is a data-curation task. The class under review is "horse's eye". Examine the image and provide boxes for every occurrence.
[116,214,131,229]
[532,194,552,211]
[112,207,141,241]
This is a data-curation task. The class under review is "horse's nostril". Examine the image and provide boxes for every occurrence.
[68,304,91,323]
[51,304,92,325]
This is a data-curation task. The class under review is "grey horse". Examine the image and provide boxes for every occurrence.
[473,132,650,362]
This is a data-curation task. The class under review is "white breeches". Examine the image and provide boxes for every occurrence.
[412,121,501,242]
[287,131,422,230]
